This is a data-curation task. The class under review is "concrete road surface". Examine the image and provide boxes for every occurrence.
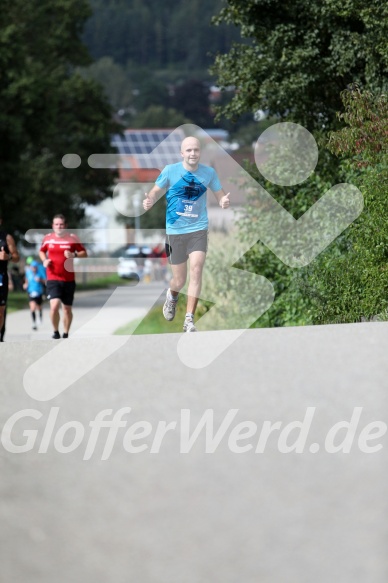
[1,298,387,582]
[4,280,167,341]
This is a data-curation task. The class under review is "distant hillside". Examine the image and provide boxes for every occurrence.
[83,0,240,71]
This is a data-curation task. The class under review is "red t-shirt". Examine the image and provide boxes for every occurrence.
[40,232,86,282]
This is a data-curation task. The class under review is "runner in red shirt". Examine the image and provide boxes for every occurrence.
[39,214,87,339]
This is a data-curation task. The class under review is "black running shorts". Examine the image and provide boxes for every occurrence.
[165,229,208,265]
[28,294,43,305]
[46,280,76,306]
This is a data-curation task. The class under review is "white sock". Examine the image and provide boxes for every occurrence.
[168,289,178,302]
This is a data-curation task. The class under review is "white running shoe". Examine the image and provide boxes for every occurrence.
[183,319,197,332]
[163,291,178,321]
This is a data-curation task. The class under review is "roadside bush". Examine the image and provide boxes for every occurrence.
[303,89,388,323]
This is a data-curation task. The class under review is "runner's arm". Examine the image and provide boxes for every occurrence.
[39,246,52,267]
[39,250,47,264]
[213,189,230,209]
[74,248,87,258]
[65,242,87,259]
[143,185,165,210]
[6,234,19,262]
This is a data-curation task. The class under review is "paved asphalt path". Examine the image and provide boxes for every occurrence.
[1,293,388,582]
[4,280,167,342]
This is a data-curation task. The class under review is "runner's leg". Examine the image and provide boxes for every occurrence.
[30,299,37,329]
[62,304,73,334]
[169,262,187,297]
[0,305,5,334]
[163,262,187,321]
[186,250,206,315]
[50,298,61,332]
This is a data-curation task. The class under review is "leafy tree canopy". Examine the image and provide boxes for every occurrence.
[83,0,241,70]
[130,106,190,129]
[0,0,118,237]
[328,87,388,166]
[303,88,388,323]
[211,0,388,130]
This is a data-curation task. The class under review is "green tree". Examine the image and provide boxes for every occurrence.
[83,0,240,70]
[0,0,117,236]
[233,160,336,328]
[130,106,190,129]
[133,78,171,111]
[172,80,214,128]
[209,0,388,329]
[302,88,388,323]
[211,0,388,130]
[81,56,134,112]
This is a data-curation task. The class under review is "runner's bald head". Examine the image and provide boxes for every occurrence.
[180,136,201,170]
[181,136,201,153]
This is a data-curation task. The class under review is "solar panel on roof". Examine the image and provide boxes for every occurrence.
[111,129,186,170]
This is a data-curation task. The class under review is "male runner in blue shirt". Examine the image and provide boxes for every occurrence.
[143,136,230,332]
[23,260,46,330]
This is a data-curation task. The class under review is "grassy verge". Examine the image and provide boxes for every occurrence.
[115,296,209,335]
[7,292,29,313]
[6,275,134,314]
[77,274,136,291]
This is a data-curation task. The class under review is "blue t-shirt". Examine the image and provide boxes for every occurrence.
[155,162,222,234]
[25,268,44,297]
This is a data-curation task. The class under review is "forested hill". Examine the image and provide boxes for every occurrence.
[83,0,239,71]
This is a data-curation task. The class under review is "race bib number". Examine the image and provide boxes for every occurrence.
[176,198,199,219]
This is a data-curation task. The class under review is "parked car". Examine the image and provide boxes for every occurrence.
[116,245,153,280]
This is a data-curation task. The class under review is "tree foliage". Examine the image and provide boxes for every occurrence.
[0,0,117,237]
[233,159,337,327]
[83,0,240,70]
[303,88,388,323]
[130,106,190,129]
[172,80,215,128]
[209,1,388,328]
[211,0,388,130]
[328,88,388,166]
[81,56,135,111]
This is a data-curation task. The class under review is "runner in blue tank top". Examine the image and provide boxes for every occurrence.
[143,136,230,332]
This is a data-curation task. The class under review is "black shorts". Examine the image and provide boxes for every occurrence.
[0,272,8,306]
[28,294,43,305]
[165,230,208,265]
[46,280,76,306]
